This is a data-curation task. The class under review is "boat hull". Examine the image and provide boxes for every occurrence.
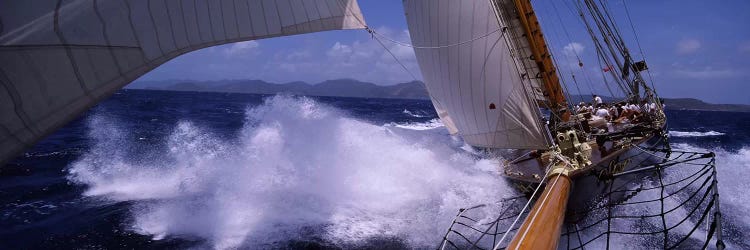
[566,132,669,214]
[504,130,670,217]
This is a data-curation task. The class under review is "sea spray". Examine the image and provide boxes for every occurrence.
[668,131,726,137]
[67,96,512,249]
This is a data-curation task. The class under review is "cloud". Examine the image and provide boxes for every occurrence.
[326,42,353,58]
[285,50,311,60]
[225,41,260,56]
[739,41,750,53]
[671,67,744,79]
[144,26,421,85]
[676,39,700,55]
[562,42,584,57]
[558,42,585,70]
[263,26,420,84]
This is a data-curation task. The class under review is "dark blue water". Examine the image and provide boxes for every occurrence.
[1,89,748,249]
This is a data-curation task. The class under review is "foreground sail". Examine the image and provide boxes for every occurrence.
[0,0,366,164]
[403,0,550,149]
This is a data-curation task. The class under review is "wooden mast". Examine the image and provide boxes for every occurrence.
[511,0,570,121]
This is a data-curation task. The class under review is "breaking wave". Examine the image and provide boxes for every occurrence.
[67,96,510,249]
[65,96,750,249]
[402,109,428,118]
[386,119,444,131]
[668,130,725,137]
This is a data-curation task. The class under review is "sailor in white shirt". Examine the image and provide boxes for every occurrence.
[577,102,588,113]
[593,95,603,105]
[641,100,655,113]
[595,105,610,119]
[609,105,619,119]
[629,103,641,113]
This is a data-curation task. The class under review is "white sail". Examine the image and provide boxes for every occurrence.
[0,0,365,164]
[403,0,549,149]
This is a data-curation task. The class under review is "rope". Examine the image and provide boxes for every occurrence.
[371,27,504,49]
[334,0,419,82]
[621,0,657,92]
[371,31,420,81]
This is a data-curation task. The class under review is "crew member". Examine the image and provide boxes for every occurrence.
[593,95,603,105]
[595,104,610,119]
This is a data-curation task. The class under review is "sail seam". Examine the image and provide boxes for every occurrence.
[232,0,241,38]
[0,68,39,137]
[243,0,256,37]
[177,0,191,45]
[147,0,166,56]
[93,0,125,78]
[218,0,228,40]
[54,0,92,98]
[124,0,149,64]
[164,0,180,50]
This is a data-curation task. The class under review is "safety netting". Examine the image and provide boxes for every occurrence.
[438,146,724,250]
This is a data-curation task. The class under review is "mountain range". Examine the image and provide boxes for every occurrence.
[128,79,429,100]
[128,79,750,112]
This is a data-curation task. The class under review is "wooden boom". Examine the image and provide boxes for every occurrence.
[507,173,572,250]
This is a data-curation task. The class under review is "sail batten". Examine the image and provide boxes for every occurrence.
[404,0,549,149]
[0,0,365,164]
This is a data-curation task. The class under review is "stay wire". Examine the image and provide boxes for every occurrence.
[621,0,658,92]
[334,0,418,81]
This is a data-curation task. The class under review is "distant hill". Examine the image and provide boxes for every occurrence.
[128,79,430,100]
[660,98,750,112]
[128,79,750,112]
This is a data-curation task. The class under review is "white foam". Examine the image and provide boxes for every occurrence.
[671,144,750,226]
[67,96,511,249]
[65,96,750,248]
[668,130,725,137]
[402,109,428,118]
[386,118,444,131]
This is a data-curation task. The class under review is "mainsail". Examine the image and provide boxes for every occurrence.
[0,0,366,164]
[403,0,550,149]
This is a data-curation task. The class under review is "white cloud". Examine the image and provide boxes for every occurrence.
[225,41,260,56]
[676,38,700,55]
[266,26,420,84]
[326,42,353,58]
[558,42,585,70]
[739,41,750,53]
[671,67,743,79]
[285,50,312,60]
[149,26,421,85]
[562,42,584,57]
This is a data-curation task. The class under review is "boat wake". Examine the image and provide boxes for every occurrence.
[67,96,510,249]
[668,130,725,137]
[671,143,750,248]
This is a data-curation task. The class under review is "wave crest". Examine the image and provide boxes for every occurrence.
[668,130,725,137]
[67,96,509,249]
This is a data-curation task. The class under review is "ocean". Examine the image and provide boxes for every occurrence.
[1,89,748,249]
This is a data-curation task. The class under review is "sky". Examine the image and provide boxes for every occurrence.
[138,0,750,105]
